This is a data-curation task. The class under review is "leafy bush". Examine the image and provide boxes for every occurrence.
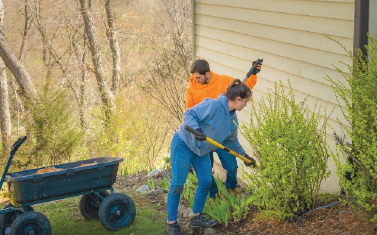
[327,35,377,222]
[240,82,332,220]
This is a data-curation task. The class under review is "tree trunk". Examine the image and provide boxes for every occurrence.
[0,58,11,156]
[105,0,121,95]
[0,2,11,155]
[19,0,32,63]
[78,0,114,120]
[0,30,39,105]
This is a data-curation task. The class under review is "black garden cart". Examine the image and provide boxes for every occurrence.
[0,136,136,235]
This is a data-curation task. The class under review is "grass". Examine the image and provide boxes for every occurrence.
[0,184,167,235]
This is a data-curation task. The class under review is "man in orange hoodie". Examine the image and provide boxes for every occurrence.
[186,59,262,198]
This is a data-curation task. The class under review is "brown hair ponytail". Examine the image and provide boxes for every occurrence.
[224,79,252,101]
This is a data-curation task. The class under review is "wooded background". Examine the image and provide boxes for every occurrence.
[0,0,191,173]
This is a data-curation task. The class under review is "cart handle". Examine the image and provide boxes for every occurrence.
[10,136,27,155]
[1,136,27,191]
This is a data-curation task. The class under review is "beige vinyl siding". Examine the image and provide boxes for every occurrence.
[193,0,354,193]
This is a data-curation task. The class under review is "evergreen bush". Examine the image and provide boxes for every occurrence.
[30,83,82,165]
[327,35,377,222]
[240,81,332,220]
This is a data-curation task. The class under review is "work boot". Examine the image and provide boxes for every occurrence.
[189,213,217,229]
[166,221,183,235]
[227,187,242,197]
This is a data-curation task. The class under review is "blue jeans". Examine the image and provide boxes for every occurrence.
[167,133,212,222]
[209,149,238,198]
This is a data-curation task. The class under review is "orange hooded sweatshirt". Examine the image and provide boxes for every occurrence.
[186,71,257,109]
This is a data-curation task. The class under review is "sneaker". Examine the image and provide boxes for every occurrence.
[189,213,217,229]
[166,221,183,235]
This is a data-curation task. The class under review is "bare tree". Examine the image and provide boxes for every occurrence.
[69,29,89,129]
[0,26,39,105]
[140,0,192,124]
[105,0,121,95]
[0,58,11,156]
[0,0,38,106]
[0,0,11,156]
[19,0,32,63]
[78,0,114,121]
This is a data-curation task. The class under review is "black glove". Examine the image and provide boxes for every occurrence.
[251,60,262,75]
[194,128,206,141]
[244,154,256,168]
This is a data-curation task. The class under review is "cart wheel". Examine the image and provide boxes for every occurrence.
[98,193,136,231]
[10,211,51,235]
[79,190,110,220]
[0,204,34,235]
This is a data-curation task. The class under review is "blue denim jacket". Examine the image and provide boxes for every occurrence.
[177,94,246,157]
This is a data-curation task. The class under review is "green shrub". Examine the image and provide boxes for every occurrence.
[327,35,377,222]
[29,83,82,166]
[240,81,332,220]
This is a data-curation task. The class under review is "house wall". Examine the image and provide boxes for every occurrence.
[192,0,355,193]
[370,0,377,39]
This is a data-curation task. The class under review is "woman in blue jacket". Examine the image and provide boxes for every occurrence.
[166,79,255,235]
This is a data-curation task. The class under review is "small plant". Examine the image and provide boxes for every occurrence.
[120,167,128,179]
[241,81,332,220]
[162,157,171,170]
[182,174,252,226]
[204,195,231,226]
[160,174,171,190]
[146,177,156,190]
[182,172,198,208]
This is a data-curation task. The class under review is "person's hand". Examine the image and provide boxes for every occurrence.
[194,128,206,141]
[252,60,263,75]
[244,154,256,168]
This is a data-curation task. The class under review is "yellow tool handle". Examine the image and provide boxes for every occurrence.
[205,137,252,164]
[184,125,253,164]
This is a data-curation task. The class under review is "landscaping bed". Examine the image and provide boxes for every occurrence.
[123,172,377,235]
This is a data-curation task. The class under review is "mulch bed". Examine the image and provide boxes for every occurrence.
[217,202,377,235]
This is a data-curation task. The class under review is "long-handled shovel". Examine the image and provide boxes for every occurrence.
[184,126,256,167]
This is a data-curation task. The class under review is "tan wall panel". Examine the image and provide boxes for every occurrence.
[196,0,354,20]
[196,4,354,38]
[197,47,350,108]
[196,28,351,71]
[196,15,353,55]
[195,35,350,89]
[196,45,338,104]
